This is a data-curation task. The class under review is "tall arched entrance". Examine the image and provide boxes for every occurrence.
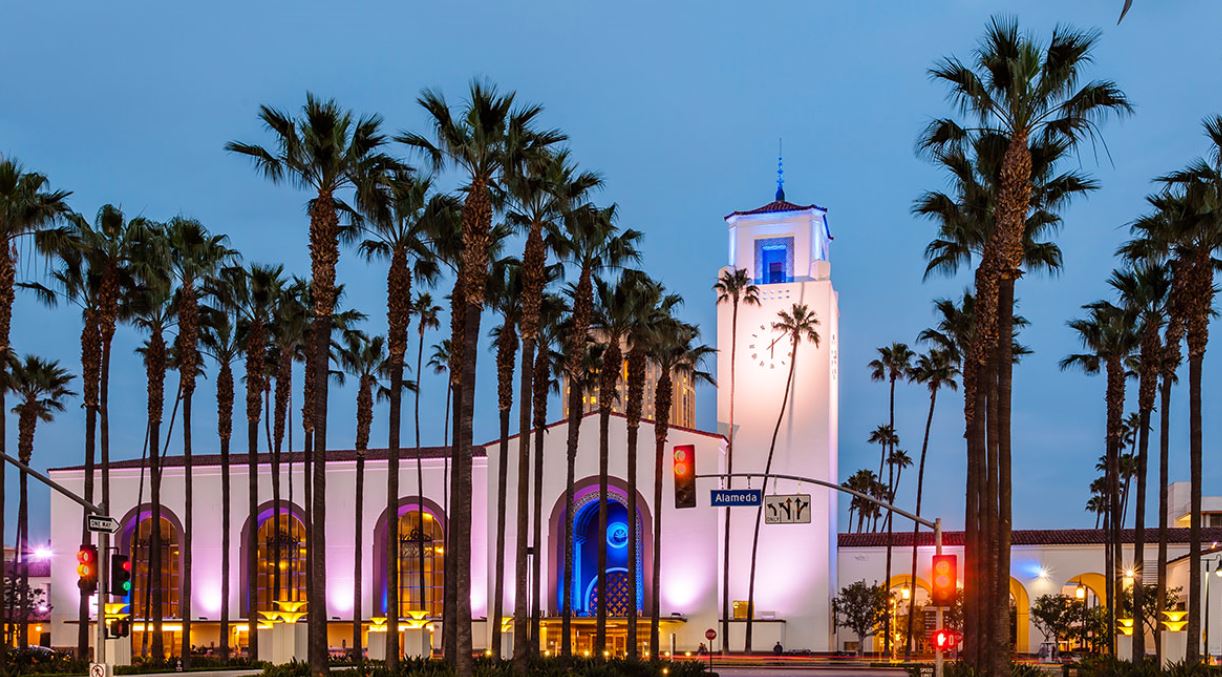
[546,476,653,656]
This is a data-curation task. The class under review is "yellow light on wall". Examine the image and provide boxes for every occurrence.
[1164,620,1188,632]
[1163,610,1188,623]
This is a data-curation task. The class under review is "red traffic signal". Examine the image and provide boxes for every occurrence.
[673,445,696,509]
[932,628,961,651]
[77,544,99,595]
[930,554,957,606]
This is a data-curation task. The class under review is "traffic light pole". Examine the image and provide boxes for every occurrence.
[934,518,943,677]
[1,450,109,667]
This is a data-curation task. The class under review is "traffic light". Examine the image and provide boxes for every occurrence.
[673,444,696,509]
[111,553,132,599]
[76,544,99,595]
[930,554,957,606]
[932,628,961,651]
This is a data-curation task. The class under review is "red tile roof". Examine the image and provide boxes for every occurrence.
[49,446,479,473]
[838,527,1222,548]
[724,199,824,219]
[3,559,51,578]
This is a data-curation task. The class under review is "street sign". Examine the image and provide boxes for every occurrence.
[764,494,811,524]
[705,628,717,641]
[87,515,119,534]
[710,489,761,507]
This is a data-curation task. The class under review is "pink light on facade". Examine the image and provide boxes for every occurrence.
[32,546,53,561]
[199,587,223,615]
[330,580,354,613]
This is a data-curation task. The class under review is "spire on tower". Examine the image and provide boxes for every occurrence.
[775,138,785,201]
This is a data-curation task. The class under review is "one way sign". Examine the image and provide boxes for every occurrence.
[87,515,119,534]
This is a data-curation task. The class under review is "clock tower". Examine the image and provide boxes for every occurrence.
[715,165,839,650]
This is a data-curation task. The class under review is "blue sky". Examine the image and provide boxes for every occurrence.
[2,0,1221,544]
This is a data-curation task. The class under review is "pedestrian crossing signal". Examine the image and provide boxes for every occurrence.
[932,628,960,651]
[673,445,696,509]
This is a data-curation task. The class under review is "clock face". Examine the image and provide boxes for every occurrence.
[748,324,789,370]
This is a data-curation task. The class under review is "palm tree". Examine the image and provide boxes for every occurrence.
[39,204,137,657]
[743,304,818,653]
[1109,262,1163,659]
[924,20,1130,669]
[0,156,71,649]
[411,291,442,622]
[228,94,397,676]
[488,258,522,656]
[6,355,74,650]
[647,320,715,657]
[165,217,232,665]
[505,149,601,669]
[865,425,898,532]
[202,314,241,660]
[1141,116,1222,661]
[551,203,640,654]
[843,470,879,533]
[866,343,913,655]
[211,263,285,660]
[903,349,959,657]
[128,221,175,663]
[336,332,387,667]
[1061,300,1139,655]
[589,269,661,651]
[357,171,446,667]
[712,266,759,652]
[530,295,565,654]
[399,81,562,674]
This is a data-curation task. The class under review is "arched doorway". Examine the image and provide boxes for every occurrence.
[372,498,446,618]
[547,477,653,616]
[239,502,308,616]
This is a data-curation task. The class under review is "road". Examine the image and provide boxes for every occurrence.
[714,668,908,677]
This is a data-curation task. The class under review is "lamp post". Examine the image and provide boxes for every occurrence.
[1204,558,1222,663]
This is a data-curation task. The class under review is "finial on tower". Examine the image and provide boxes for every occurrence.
[775,138,785,201]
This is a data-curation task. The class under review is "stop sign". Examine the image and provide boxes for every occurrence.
[705,628,717,641]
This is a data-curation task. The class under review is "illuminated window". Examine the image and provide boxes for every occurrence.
[253,512,308,613]
[395,511,445,617]
[754,237,794,284]
[128,516,181,620]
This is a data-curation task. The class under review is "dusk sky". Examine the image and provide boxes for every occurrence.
[3,1,1222,545]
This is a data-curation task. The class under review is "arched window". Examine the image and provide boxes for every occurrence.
[118,507,183,621]
[373,501,446,619]
[395,510,445,618]
[240,503,308,616]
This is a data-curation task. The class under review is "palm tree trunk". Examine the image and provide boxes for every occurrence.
[0,387,6,649]
[182,388,194,667]
[386,361,404,671]
[745,342,799,653]
[220,434,231,660]
[150,415,165,664]
[414,332,428,627]
[529,350,548,657]
[721,301,738,655]
[983,349,999,669]
[649,374,671,659]
[443,382,459,661]
[353,453,365,666]
[270,388,282,606]
[512,339,535,671]
[561,378,581,657]
[596,342,619,654]
[454,303,481,677]
[1187,353,1203,663]
[994,277,1015,673]
[245,414,259,661]
[905,387,938,657]
[1156,370,1173,665]
[17,457,28,651]
[1133,405,1150,660]
[492,405,511,656]
[309,312,333,676]
[882,377,896,657]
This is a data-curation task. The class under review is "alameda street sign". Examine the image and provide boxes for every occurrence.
[709,488,762,507]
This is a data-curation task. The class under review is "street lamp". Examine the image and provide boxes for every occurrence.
[1075,583,1087,601]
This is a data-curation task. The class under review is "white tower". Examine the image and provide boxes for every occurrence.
[715,160,839,651]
